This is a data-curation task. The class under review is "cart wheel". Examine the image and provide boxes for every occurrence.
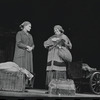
[90,72,100,94]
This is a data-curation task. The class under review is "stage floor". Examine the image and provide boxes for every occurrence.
[0,89,100,97]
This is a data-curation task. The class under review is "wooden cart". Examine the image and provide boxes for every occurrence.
[67,61,100,94]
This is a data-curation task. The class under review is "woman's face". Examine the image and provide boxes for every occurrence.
[24,24,31,32]
[54,28,61,35]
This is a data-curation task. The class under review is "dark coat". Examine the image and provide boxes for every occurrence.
[13,30,34,73]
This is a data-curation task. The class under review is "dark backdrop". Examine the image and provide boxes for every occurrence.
[0,0,100,89]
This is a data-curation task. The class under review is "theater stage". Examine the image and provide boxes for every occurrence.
[0,89,100,97]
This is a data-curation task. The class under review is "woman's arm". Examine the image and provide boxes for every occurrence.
[30,36,35,50]
[27,35,35,52]
[31,45,35,50]
[44,38,54,49]
[16,32,29,49]
[62,34,72,49]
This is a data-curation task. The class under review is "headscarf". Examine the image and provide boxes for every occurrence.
[54,25,64,33]
[19,21,31,29]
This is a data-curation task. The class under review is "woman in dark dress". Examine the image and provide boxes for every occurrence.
[44,25,72,87]
[13,21,35,87]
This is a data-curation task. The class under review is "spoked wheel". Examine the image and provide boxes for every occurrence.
[90,72,100,94]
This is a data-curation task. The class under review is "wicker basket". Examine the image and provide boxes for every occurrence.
[0,70,25,92]
[48,79,76,95]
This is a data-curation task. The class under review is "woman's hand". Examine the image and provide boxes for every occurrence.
[26,46,33,52]
[65,41,72,49]
[52,38,60,41]
[57,45,62,49]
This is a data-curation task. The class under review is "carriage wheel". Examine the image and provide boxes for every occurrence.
[90,72,100,94]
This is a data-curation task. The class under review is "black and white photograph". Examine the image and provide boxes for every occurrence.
[0,0,100,100]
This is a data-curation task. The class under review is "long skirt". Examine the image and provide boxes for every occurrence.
[13,52,33,73]
[13,52,33,88]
